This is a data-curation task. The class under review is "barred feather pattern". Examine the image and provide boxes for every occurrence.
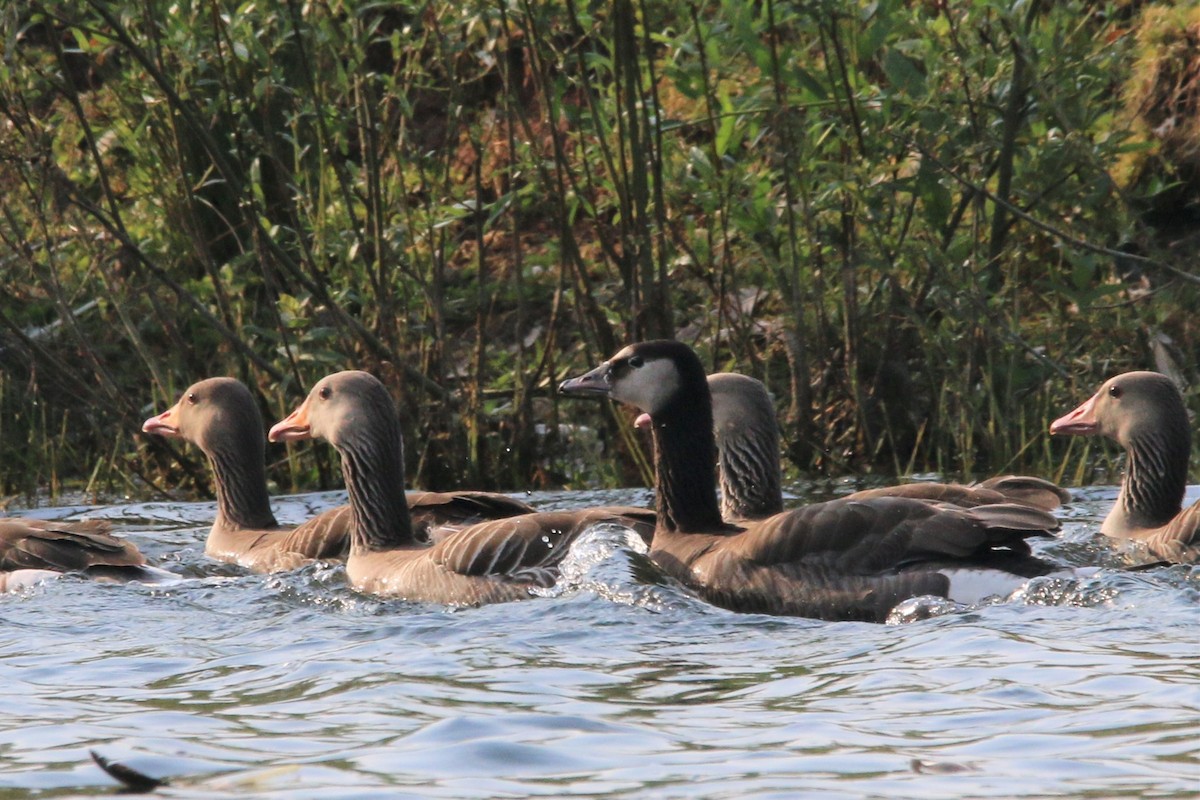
[1123,429,1189,530]
[337,423,415,554]
[709,373,784,521]
[718,432,783,521]
[1146,504,1200,561]
[208,446,278,531]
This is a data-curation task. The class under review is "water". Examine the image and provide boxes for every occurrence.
[1,485,1197,798]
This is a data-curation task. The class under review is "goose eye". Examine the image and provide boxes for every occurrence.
[319,386,332,400]
[186,392,198,405]
[1108,385,1122,399]
[629,356,644,368]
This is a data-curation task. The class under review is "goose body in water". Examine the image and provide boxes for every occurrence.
[143,378,537,572]
[1,518,170,591]
[268,370,654,605]
[561,340,1072,622]
[1051,371,1199,562]
[639,372,1067,520]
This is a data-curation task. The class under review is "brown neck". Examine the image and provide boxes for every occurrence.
[207,446,278,531]
[716,423,783,520]
[336,426,416,554]
[1120,426,1189,529]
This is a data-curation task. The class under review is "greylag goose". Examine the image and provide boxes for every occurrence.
[560,340,1072,623]
[637,372,1068,520]
[268,370,655,604]
[1,518,166,591]
[143,377,536,572]
[708,373,785,520]
[1050,371,1199,562]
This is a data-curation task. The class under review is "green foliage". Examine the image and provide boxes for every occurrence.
[0,0,1197,503]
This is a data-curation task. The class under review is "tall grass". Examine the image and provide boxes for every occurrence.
[0,0,1196,502]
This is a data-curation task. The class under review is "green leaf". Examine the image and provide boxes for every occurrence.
[882,49,925,96]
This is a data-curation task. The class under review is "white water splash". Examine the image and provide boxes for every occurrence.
[532,523,701,613]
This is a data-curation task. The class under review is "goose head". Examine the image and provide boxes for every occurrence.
[560,340,725,532]
[269,371,412,551]
[1050,371,1187,448]
[1052,371,1192,536]
[557,340,707,419]
[268,370,397,449]
[142,377,264,456]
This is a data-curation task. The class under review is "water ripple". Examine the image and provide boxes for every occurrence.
[0,487,1197,798]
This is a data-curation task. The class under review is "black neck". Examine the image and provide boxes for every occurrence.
[208,448,277,530]
[1122,428,1189,528]
[338,428,415,553]
[651,394,727,533]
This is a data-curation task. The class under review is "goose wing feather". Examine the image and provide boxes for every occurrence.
[270,505,353,561]
[845,484,1009,508]
[845,476,1069,511]
[725,498,1055,572]
[431,510,638,587]
[0,519,146,572]
[976,475,1072,509]
[407,491,536,524]
[1142,503,1200,562]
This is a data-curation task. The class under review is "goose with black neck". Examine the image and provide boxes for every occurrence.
[560,340,1075,623]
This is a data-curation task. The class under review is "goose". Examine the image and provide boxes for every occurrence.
[636,372,1068,520]
[559,340,1071,623]
[267,370,655,604]
[1,517,167,591]
[1050,371,1199,562]
[633,373,784,520]
[707,372,785,520]
[142,377,537,572]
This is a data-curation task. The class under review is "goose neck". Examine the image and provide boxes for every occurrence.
[338,432,415,553]
[208,448,277,531]
[717,429,783,520]
[1121,430,1188,529]
[652,396,726,533]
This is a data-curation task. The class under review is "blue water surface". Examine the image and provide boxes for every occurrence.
[0,484,1196,798]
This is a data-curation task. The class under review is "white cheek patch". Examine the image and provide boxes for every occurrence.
[611,359,681,415]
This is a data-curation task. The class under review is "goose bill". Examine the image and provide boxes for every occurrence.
[268,404,313,442]
[141,406,181,437]
[1049,393,1100,436]
[558,363,615,398]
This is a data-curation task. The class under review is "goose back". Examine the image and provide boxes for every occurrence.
[0,518,164,590]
